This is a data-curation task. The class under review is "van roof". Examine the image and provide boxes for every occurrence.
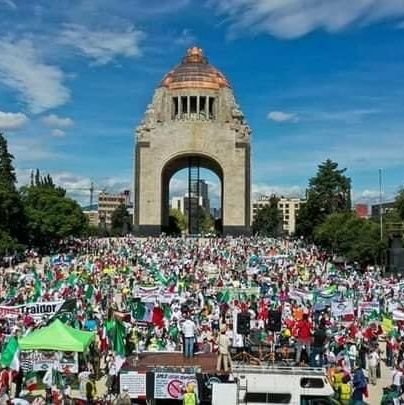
[232,365,327,376]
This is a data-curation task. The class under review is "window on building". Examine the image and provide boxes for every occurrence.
[172,97,179,119]
[279,204,283,208]
[209,97,216,119]
[190,96,197,115]
[181,96,188,117]
[199,96,207,119]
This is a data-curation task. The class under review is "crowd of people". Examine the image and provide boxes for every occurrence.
[0,236,403,404]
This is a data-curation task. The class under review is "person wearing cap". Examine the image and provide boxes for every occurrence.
[116,386,131,405]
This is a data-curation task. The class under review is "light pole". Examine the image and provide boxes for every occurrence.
[379,168,383,241]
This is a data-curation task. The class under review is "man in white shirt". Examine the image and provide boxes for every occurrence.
[182,316,197,358]
[392,366,403,394]
[367,348,380,385]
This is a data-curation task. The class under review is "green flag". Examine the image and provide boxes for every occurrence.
[1,336,19,370]
[85,284,94,301]
[113,320,126,357]
[218,289,231,303]
[34,278,42,301]
[163,304,172,319]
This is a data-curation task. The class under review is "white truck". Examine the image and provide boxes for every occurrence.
[212,365,337,405]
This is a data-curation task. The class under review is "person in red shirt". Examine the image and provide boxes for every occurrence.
[295,313,313,364]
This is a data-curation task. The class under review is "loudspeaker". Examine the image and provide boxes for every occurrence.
[268,310,282,332]
[237,312,251,335]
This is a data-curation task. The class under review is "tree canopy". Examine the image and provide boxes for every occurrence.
[296,159,351,239]
[21,170,88,252]
[252,195,282,237]
[110,203,132,236]
[315,212,383,264]
[395,187,404,221]
[0,133,26,253]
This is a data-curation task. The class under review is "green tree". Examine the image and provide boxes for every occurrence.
[395,187,404,221]
[110,203,132,236]
[170,208,187,232]
[252,195,282,236]
[21,170,88,251]
[315,212,383,264]
[296,159,351,239]
[0,133,26,253]
[197,208,215,234]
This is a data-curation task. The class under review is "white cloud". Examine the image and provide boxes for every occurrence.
[0,0,16,9]
[174,29,197,46]
[42,114,74,129]
[51,129,65,137]
[16,169,131,206]
[58,24,144,65]
[252,183,305,199]
[0,111,29,130]
[211,0,404,39]
[0,39,70,113]
[268,110,299,123]
[303,108,379,123]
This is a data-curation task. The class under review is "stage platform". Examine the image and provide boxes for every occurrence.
[122,352,218,374]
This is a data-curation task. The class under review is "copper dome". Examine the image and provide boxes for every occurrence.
[160,47,231,91]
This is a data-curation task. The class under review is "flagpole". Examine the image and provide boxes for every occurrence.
[379,168,383,241]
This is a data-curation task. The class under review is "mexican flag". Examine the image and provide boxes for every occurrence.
[132,301,154,322]
[25,371,38,391]
[319,285,337,298]
[0,336,19,370]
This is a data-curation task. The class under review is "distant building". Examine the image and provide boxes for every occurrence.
[98,190,131,227]
[170,194,204,216]
[170,179,211,217]
[83,209,99,227]
[252,195,305,235]
[371,201,396,219]
[355,203,369,219]
[211,207,222,220]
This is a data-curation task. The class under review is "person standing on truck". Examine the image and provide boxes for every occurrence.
[295,313,313,365]
[217,326,232,373]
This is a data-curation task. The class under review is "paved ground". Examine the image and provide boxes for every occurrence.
[367,342,392,405]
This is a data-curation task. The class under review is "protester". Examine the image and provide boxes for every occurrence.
[0,236,400,403]
[217,326,231,373]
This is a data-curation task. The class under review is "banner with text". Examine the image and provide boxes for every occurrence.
[154,373,197,400]
[0,301,64,320]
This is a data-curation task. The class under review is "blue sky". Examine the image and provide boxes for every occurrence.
[1,0,404,208]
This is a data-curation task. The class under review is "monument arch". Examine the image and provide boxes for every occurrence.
[134,47,251,235]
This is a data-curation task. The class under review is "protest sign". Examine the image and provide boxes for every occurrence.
[331,300,354,317]
[358,301,380,318]
[120,371,147,399]
[154,373,197,400]
[0,301,64,320]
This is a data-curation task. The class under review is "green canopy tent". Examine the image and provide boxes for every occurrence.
[19,319,95,352]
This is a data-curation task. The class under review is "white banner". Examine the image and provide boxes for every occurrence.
[0,301,64,320]
[358,301,380,318]
[20,351,78,373]
[393,309,404,321]
[119,372,146,399]
[331,300,354,317]
[154,372,197,400]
